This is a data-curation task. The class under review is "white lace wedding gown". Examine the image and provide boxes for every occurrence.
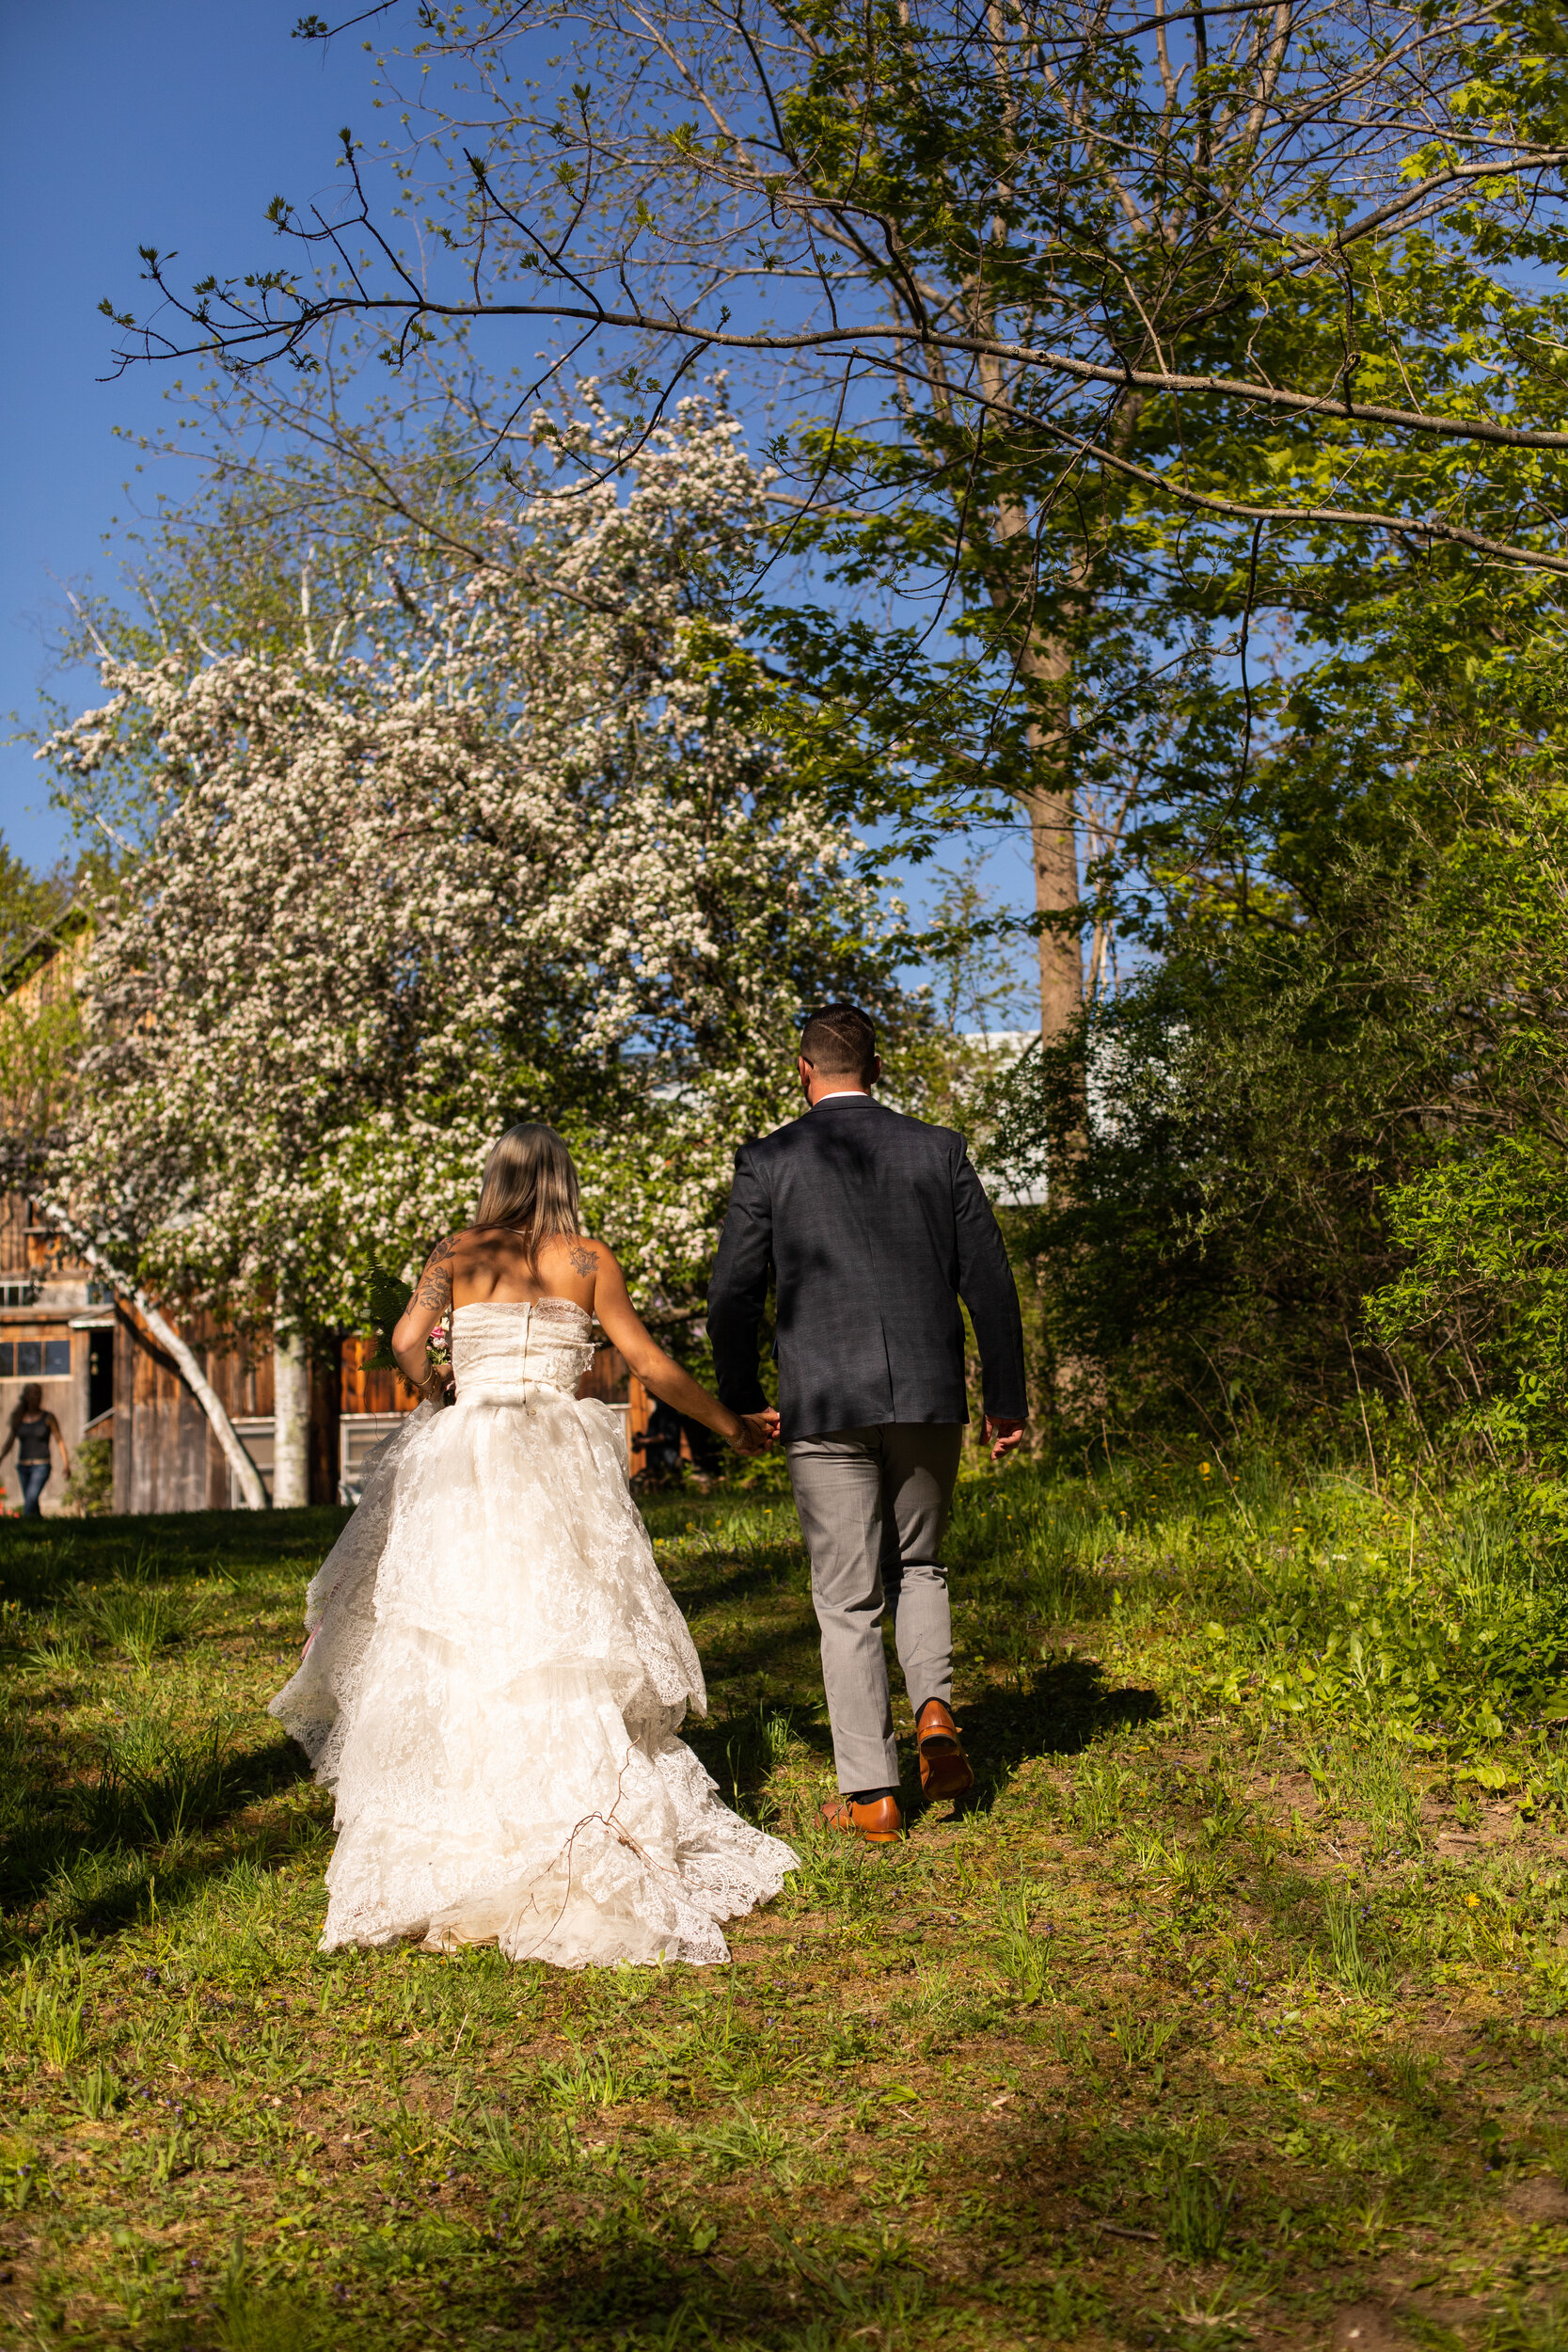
[268,1298,796,1966]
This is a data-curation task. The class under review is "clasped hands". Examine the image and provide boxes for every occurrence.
[729,1410,1024,1462]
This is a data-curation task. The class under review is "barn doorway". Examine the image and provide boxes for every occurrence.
[87,1327,114,1423]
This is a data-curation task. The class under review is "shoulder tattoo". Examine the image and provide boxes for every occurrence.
[567,1239,598,1279]
[413,1234,457,1313]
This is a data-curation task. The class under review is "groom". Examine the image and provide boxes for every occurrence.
[708,1003,1027,1842]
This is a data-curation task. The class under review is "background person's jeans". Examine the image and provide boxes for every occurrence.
[19,1461,50,1516]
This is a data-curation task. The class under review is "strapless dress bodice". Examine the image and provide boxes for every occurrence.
[450,1297,595,1398]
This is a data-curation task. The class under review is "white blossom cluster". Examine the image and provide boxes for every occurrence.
[44,395,898,1341]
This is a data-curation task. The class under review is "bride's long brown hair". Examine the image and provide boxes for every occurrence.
[474,1123,582,1265]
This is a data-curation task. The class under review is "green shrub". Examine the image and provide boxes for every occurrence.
[61,1436,113,1518]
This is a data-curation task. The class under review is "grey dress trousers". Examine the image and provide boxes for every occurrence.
[708,1092,1026,1794]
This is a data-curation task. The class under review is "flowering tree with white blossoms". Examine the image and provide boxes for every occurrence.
[44,393,904,1503]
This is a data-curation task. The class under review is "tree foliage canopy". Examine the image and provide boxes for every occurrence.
[42,394,906,1342]
[109,0,1568,1029]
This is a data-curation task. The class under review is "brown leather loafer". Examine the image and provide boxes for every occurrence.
[915,1698,974,1800]
[820,1793,903,1844]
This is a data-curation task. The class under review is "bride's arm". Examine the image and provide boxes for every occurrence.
[584,1243,777,1455]
[391,1237,458,1404]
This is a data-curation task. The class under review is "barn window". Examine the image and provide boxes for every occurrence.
[43,1341,70,1377]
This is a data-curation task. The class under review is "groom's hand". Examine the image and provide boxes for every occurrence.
[730,1409,781,1455]
[983,1415,1025,1462]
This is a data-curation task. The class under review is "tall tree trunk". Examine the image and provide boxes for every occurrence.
[1016,638,1084,1041]
[973,469,1087,1043]
[1012,640,1089,1181]
[1022,773,1083,1039]
[273,1321,310,1508]
[969,390,1140,1044]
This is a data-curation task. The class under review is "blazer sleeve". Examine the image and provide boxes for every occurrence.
[707,1144,773,1414]
[952,1140,1029,1421]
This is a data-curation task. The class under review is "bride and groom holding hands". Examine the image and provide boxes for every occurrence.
[271,1003,1028,1967]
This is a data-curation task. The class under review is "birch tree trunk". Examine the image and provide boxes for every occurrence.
[272,1320,310,1508]
[51,1229,271,1511]
[134,1291,272,1511]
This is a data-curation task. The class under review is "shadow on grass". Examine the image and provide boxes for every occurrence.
[937,1655,1162,1814]
[686,1647,1161,1828]
[182,2041,1528,2351]
[662,1551,811,1623]
[683,1625,829,1717]
[662,1552,808,1609]
[0,1725,314,1931]
[348,2207,935,2349]
[684,1693,834,1814]
[0,1505,351,1609]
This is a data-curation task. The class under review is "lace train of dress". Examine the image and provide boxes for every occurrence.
[268,1299,797,1966]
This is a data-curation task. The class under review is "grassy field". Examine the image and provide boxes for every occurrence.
[4,1447,1568,2350]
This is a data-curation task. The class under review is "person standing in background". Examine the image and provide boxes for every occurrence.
[0,1383,71,1516]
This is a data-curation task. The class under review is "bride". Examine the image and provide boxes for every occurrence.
[269,1122,797,1967]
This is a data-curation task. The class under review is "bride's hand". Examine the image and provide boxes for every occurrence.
[728,1409,780,1455]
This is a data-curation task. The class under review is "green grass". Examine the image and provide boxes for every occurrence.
[3,1455,1568,2347]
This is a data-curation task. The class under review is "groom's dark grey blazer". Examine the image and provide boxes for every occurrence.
[707,1092,1027,1440]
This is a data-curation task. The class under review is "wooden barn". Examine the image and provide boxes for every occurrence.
[0,1216,657,1518]
[0,911,657,1517]
[101,1316,657,1515]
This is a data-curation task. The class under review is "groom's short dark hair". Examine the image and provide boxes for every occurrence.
[800,1003,878,1080]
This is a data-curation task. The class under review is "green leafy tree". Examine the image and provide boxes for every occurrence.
[41,391,914,1503]
[981,621,1568,1463]
[0,837,69,966]
[109,0,1568,1040]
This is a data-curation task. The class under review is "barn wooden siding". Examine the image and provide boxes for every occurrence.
[0,1187,110,1517]
[112,1306,287,1514]
[111,1313,654,1514]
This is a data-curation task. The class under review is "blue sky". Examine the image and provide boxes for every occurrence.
[0,3,1037,1016]
[1,3,367,870]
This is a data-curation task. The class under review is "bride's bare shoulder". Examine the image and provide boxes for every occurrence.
[409,1230,470,1312]
[420,1228,487,1272]
[427,1227,520,1281]
[537,1232,622,1283]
